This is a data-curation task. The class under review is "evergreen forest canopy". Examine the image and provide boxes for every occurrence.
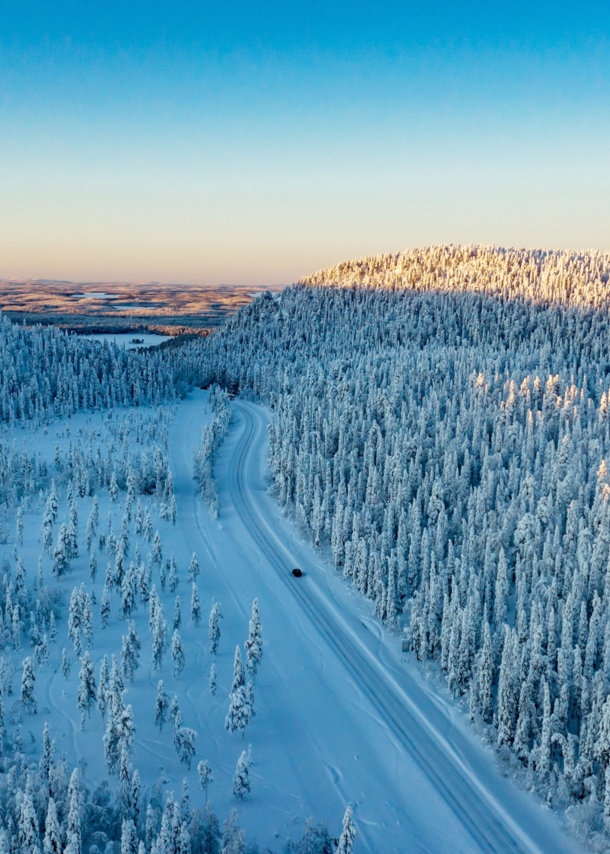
[199,245,610,843]
[299,244,610,310]
[4,244,610,847]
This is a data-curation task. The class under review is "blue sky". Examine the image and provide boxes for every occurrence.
[0,1,609,284]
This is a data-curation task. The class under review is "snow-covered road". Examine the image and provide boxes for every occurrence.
[169,392,583,853]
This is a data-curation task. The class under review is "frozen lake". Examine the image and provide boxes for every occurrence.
[73,291,118,299]
[78,331,172,349]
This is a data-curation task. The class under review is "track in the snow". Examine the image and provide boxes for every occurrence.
[227,401,549,854]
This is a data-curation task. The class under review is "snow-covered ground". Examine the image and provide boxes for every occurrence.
[0,390,585,851]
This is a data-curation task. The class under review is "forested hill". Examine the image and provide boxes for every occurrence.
[200,252,610,844]
[298,245,610,310]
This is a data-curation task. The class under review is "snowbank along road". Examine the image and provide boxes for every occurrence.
[170,392,583,853]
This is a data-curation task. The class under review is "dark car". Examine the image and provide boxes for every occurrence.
[291,568,303,578]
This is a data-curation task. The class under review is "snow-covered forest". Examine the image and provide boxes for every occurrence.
[0,320,358,854]
[5,243,610,852]
[197,245,610,844]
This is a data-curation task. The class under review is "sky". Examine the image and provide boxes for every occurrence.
[0,1,609,286]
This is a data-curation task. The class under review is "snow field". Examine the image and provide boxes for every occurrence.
[0,399,277,847]
[0,386,584,852]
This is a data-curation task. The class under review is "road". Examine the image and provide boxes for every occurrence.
[167,391,582,853]
[225,400,581,854]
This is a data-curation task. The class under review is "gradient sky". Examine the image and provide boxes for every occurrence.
[0,1,609,285]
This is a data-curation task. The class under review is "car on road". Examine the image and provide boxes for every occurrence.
[291,568,303,577]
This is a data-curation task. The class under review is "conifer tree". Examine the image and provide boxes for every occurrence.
[198,759,213,803]
[244,598,263,676]
[209,600,222,655]
[191,583,201,627]
[155,680,170,731]
[173,595,181,631]
[232,750,251,799]
[178,727,196,769]
[43,797,61,854]
[18,780,41,854]
[101,585,111,628]
[110,472,119,502]
[121,621,141,683]
[172,629,185,678]
[152,607,168,671]
[89,550,97,583]
[188,553,199,583]
[153,531,163,566]
[98,655,110,718]
[168,553,178,593]
[336,806,356,854]
[16,508,23,546]
[53,524,70,578]
[65,768,83,854]
[77,652,97,727]
[61,648,71,680]
[120,819,137,854]
[20,656,36,713]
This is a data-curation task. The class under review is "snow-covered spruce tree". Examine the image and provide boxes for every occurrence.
[52,524,70,578]
[173,595,181,631]
[109,472,119,503]
[15,508,23,547]
[77,652,97,728]
[68,587,82,657]
[43,797,61,854]
[98,655,110,718]
[336,806,356,854]
[39,721,55,785]
[232,750,251,800]
[225,647,252,738]
[230,646,245,695]
[18,777,40,854]
[100,585,111,629]
[120,563,137,619]
[67,501,78,558]
[188,552,199,583]
[171,629,185,678]
[208,600,222,655]
[193,387,231,517]
[120,819,137,854]
[155,680,170,731]
[209,661,217,696]
[197,759,213,803]
[120,621,141,683]
[20,656,36,713]
[80,585,93,648]
[152,607,168,672]
[85,496,98,552]
[89,551,97,584]
[191,583,201,627]
[65,768,83,854]
[244,598,263,677]
[178,727,196,769]
[152,531,163,567]
[168,553,178,593]
[61,648,71,680]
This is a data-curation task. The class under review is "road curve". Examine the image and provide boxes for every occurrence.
[227,400,580,854]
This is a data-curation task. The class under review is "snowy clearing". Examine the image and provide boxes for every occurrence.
[0,387,585,852]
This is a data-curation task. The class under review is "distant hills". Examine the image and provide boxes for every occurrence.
[0,279,285,335]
